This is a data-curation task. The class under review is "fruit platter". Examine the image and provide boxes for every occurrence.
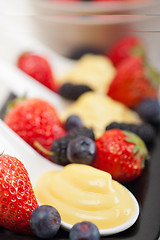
[0,32,159,240]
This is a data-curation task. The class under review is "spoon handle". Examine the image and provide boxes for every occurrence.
[0,58,69,114]
[0,119,62,186]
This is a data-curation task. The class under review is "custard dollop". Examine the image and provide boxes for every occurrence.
[60,92,141,138]
[58,54,116,93]
[35,164,135,229]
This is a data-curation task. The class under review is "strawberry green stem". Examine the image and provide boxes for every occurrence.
[34,141,54,156]
[0,150,4,156]
[6,94,27,115]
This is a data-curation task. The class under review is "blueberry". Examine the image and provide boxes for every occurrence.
[67,136,96,165]
[69,47,103,60]
[105,122,156,147]
[59,83,93,100]
[30,205,61,239]
[135,99,160,125]
[65,115,83,132]
[50,127,95,166]
[69,221,100,240]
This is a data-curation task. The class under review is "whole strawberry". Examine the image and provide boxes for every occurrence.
[4,98,66,159]
[17,53,57,92]
[107,35,145,66]
[0,154,38,233]
[107,57,159,108]
[92,129,148,183]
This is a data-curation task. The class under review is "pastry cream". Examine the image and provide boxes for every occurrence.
[58,54,116,93]
[60,92,141,138]
[35,164,135,229]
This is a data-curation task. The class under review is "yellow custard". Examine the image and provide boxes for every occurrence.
[35,164,135,229]
[60,92,141,138]
[58,54,116,93]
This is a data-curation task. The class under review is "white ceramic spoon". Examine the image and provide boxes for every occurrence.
[0,26,75,115]
[0,119,139,236]
[0,58,70,115]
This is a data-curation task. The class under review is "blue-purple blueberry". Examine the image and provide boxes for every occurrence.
[30,205,61,239]
[69,221,100,240]
[65,115,83,132]
[58,83,93,100]
[135,99,160,125]
[67,136,96,165]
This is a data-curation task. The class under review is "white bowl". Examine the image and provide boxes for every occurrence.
[30,13,160,61]
[31,0,159,15]
[28,0,160,58]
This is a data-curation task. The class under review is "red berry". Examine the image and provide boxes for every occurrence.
[107,36,144,66]
[92,129,148,183]
[4,98,66,159]
[0,154,38,233]
[107,57,158,108]
[17,53,58,92]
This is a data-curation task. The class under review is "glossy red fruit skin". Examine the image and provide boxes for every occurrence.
[4,98,66,159]
[17,53,57,92]
[0,154,38,234]
[107,57,158,108]
[92,129,144,183]
[107,36,143,67]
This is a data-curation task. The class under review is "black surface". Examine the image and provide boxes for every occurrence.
[0,96,160,240]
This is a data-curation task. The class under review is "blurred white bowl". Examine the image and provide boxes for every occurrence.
[30,11,160,62]
[31,0,159,15]
[16,0,156,67]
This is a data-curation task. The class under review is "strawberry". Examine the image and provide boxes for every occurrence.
[107,35,145,66]
[4,98,66,159]
[17,53,57,92]
[107,56,159,108]
[92,129,148,183]
[0,154,38,233]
